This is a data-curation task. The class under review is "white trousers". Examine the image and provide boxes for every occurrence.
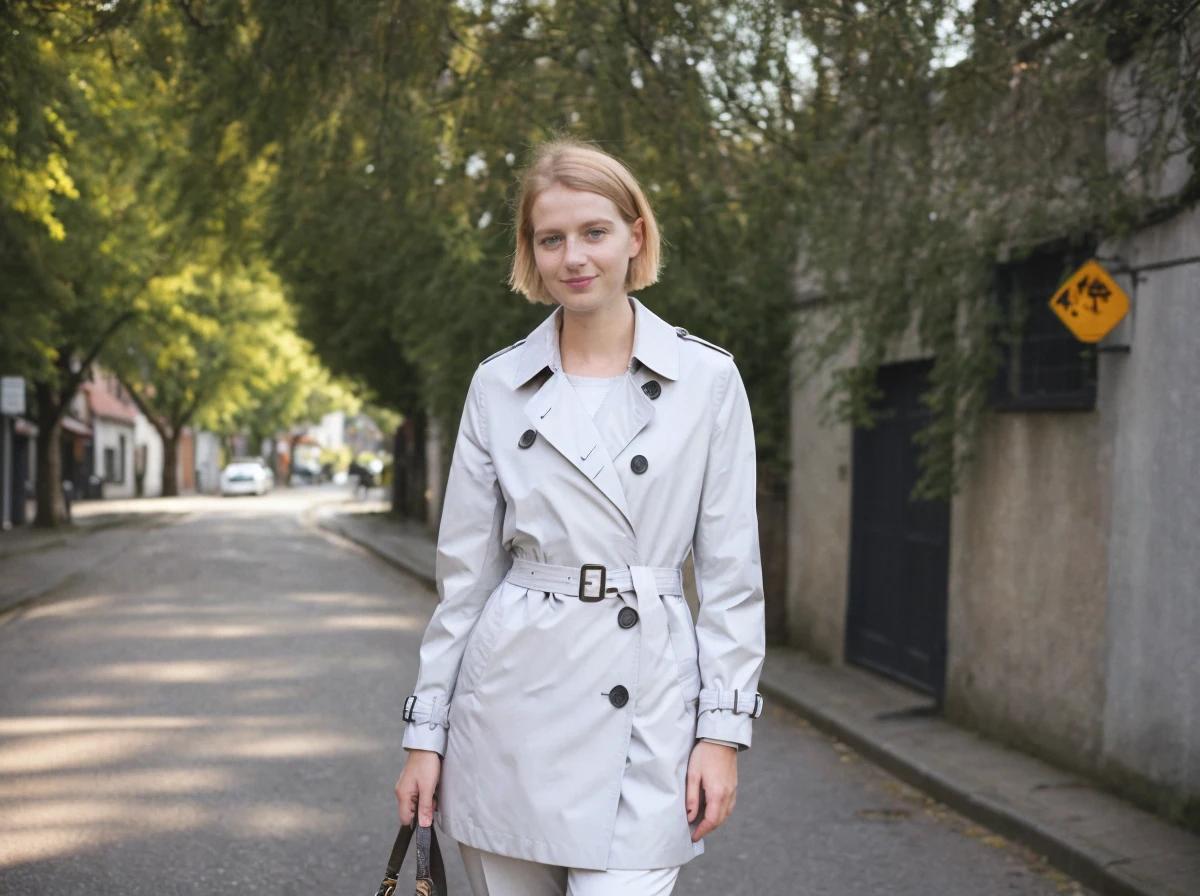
[459,842,681,896]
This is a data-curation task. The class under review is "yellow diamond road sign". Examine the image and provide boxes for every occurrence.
[1049,259,1130,343]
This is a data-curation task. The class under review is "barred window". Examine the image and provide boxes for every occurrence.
[990,242,1098,411]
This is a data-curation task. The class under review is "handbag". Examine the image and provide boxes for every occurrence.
[373,821,448,896]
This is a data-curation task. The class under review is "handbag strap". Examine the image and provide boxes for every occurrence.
[375,822,447,896]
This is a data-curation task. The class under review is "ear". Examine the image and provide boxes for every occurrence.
[628,217,645,259]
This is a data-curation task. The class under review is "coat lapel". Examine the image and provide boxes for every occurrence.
[512,295,683,535]
[524,370,634,530]
[592,372,655,464]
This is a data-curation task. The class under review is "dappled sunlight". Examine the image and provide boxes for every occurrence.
[318,613,424,632]
[81,659,321,684]
[0,767,232,799]
[0,799,210,868]
[0,730,171,774]
[212,731,377,760]
[232,803,346,836]
[49,611,425,642]
[0,494,425,882]
[0,715,206,735]
[288,592,396,609]
[22,595,114,620]
[33,694,133,712]
[231,685,301,703]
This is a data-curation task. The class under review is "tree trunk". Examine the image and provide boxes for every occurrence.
[162,432,179,497]
[33,381,66,528]
[392,410,427,521]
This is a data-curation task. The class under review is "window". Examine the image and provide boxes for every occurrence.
[990,240,1099,411]
[102,437,127,484]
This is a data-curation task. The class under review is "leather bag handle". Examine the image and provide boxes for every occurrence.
[374,821,447,896]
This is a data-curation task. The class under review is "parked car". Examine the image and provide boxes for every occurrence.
[220,458,275,496]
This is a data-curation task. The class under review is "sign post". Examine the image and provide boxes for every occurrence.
[1,376,27,531]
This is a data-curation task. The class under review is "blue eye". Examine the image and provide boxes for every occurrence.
[539,235,562,248]
[587,228,607,239]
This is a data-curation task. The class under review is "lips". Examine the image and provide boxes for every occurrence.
[564,276,597,287]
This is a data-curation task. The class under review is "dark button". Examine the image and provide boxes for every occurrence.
[630,455,648,474]
[641,379,661,400]
[617,606,639,629]
[518,429,536,449]
[608,685,629,708]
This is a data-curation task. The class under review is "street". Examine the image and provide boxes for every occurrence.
[0,490,1092,895]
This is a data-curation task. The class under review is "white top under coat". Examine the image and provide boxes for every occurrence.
[565,371,624,418]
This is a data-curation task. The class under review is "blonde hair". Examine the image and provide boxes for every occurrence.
[509,138,662,303]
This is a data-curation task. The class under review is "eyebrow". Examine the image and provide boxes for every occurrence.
[533,218,616,238]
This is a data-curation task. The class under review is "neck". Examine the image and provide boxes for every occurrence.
[558,296,635,376]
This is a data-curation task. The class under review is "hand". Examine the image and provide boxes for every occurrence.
[686,739,738,842]
[395,748,442,827]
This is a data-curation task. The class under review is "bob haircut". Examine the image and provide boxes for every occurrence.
[509,138,662,304]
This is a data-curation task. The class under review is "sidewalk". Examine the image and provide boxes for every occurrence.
[0,505,181,622]
[319,504,1200,896]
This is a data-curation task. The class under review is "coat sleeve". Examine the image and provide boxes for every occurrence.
[401,366,510,755]
[691,357,767,751]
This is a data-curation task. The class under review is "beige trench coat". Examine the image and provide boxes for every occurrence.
[401,295,766,870]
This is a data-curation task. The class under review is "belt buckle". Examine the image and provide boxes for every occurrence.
[579,563,606,602]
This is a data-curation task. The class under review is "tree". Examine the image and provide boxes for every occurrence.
[106,260,295,496]
[0,5,194,524]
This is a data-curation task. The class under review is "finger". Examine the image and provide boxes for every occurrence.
[686,767,701,823]
[692,800,722,841]
[396,779,416,827]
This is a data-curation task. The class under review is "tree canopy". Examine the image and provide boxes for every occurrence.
[4,0,1196,508]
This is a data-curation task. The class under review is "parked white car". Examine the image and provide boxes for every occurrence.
[220,458,275,496]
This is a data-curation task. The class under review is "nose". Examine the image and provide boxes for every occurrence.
[564,235,587,269]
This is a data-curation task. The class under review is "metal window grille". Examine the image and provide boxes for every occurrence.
[990,243,1098,411]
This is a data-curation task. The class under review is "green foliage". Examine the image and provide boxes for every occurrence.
[6,0,1196,504]
[151,0,800,477]
[776,0,1198,498]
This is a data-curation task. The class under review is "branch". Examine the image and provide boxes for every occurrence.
[74,310,140,388]
[116,372,169,442]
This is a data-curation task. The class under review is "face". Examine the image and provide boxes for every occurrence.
[529,184,644,312]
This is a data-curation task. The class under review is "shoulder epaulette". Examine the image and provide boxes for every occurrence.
[674,326,733,358]
[481,339,526,365]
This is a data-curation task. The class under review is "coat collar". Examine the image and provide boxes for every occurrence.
[510,295,680,389]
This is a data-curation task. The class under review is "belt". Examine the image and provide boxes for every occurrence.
[505,558,680,712]
[505,557,684,600]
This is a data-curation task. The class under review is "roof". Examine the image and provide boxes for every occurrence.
[83,381,138,424]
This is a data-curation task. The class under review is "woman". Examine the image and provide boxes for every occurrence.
[394,138,766,896]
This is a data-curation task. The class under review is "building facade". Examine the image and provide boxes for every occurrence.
[787,176,1198,827]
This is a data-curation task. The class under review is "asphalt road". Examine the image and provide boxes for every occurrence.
[0,489,1092,894]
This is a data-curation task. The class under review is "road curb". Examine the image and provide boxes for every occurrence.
[314,511,437,589]
[758,677,1167,896]
[0,512,182,626]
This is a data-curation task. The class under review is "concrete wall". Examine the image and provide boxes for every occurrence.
[787,304,852,657]
[944,410,1110,770]
[1098,203,1200,814]
[785,204,1200,819]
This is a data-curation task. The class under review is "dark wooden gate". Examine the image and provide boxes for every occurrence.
[845,360,950,698]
